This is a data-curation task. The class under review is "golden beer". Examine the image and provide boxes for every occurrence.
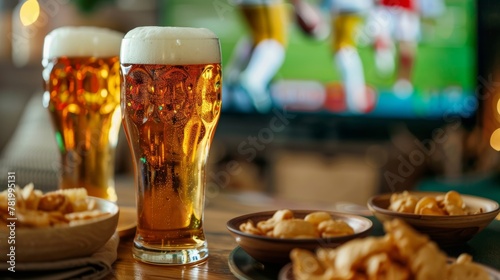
[120,27,222,265]
[42,27,123,201]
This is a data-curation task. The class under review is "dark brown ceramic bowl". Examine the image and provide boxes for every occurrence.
[226,210,372,264]
[367,192,500,247]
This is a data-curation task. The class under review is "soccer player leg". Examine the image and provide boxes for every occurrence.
[239,39,285,113]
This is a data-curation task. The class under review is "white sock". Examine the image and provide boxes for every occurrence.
[335,47,368,113]
[225,36,253,86]
[239,39,285,113]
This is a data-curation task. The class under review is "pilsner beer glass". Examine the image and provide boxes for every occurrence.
[120,27,222,265]
[42,27,123,201]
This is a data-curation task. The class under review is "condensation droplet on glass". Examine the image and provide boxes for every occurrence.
[146,104,154,115]
[100,89,108,98]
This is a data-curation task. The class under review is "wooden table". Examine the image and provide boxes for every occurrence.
[107,177,500,279]
[108,178,281,279]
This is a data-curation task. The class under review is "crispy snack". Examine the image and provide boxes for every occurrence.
[239,210,354,239]
[290,219,489,280]
[389,191,482,216]
[257,209,294,235]
[389,191,419,213]
[273,219,317,239]
[290,249,326,279]
[304,212,332,226]
[415,196,446,216]
[0,183,110,228]
[318,220,355,238]
[239,219,263,235]
[448,254,491,280]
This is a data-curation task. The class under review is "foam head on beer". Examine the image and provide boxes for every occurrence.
[43,26,123,61]
[120,26,221,65]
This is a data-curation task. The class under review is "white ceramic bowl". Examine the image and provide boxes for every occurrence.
[0,197,119,262]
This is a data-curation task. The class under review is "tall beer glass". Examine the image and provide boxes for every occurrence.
[120,27,222,265]
[42,27,123,201]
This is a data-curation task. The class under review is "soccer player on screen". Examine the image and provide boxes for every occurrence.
[370,0,445,98]
[225,0,288,113]
[373,0,420,98]
[325,0,375,113]
[225,0,325,113]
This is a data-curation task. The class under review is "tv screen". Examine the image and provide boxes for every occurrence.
[159,0,476,121]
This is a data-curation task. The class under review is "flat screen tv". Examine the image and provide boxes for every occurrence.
[158,0,477,140]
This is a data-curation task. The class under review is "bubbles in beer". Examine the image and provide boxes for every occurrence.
[47,57,120,114]
[125,64,221,129]
[122,62,221,240]
[196,65,222,123]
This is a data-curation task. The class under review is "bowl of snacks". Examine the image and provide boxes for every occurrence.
[226,209,372,264]
[367,191,500,247]
[0,184,119,262]
[281,219,499,280]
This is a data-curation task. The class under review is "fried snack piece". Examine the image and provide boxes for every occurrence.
[331,236,394,279]
[0,184,107,228]
[442,191,466,215]
[257,209,294,235]
[239,210,355,239]
[389,191,478,216]
[290,249,327,280]
[290,219,488,280]
[410,242,447,280]
[305,212,333,227]
[273,219,317,238]
[414,196,446,216]
[385,219,447,280]
[447,254,491,280]
[238,209,294,237]
[239,219,263,235]
[364,252,410,280]
[0,190,9,214]
[16,209,52,228]
[21,183,42,210]
[291,237,397,280]
[66,210,112,226]
[0,186,27,212]
[383,218,428,258]
[389,191,418,213]
[56,188,89,212]
[38,193,72,213]
[318,220,354,238]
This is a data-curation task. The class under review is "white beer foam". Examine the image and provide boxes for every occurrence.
[43,26,123,59]
[120,26,221,65]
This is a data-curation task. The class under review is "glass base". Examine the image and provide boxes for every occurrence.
[132,241,209,265]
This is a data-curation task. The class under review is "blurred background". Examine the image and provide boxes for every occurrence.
[1,0,500,205]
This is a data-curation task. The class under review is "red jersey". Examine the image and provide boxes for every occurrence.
[381,0,417,11]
